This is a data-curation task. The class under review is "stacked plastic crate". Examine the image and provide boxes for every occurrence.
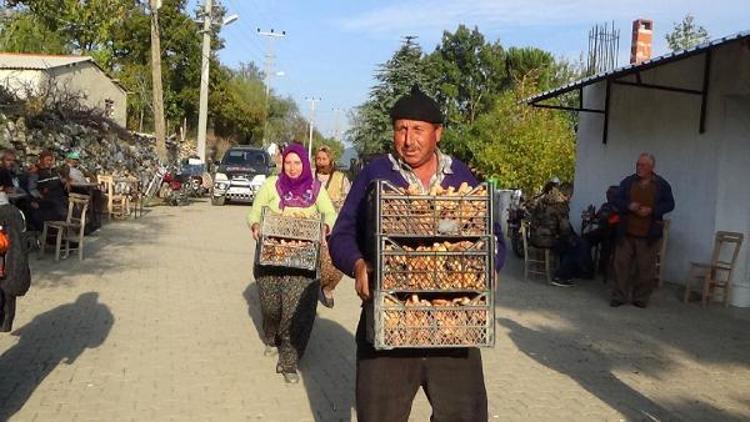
[256,207,323,273]
[369,181,496,350]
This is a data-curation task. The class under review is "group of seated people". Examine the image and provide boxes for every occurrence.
[527,181,620,287]
[0,149,93,232]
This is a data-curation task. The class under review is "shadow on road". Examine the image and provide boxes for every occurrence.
[0,292,114,420]
[496,256,750,420]
[498,317,673,421]
[30,214,168,286]
[243,282,356,421]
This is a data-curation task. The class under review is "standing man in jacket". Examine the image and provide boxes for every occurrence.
[328,85,505,422]
[611,153,675,308]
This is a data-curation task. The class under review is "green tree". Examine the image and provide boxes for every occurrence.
[4,0,135,67]
[425,25,506,125]
[348,36,436,155]
[208,65,265,143]
[464,77,575,194]
[666,14,709,51]
[0,10,68,53]
[505,47,558,90]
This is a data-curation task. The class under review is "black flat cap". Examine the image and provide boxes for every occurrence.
[389,84,444,124]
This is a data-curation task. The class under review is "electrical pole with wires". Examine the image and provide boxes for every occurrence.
[196,0,237,163]
[149,0,167,162]
[196,0,213,164]
[257,28,286,146]
[305,96,321,159]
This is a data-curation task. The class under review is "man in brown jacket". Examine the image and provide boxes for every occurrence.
[612,153,675,308]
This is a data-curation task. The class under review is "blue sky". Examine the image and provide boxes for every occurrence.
[190,0,748,142]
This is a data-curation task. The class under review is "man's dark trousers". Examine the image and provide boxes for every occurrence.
[613,236,658,303]
[0,289,16,332]
[354,313,488,422]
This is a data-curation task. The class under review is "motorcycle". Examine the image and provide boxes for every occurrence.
[179,158,208,198]
[506,189,526,259]
[159,166,190,206]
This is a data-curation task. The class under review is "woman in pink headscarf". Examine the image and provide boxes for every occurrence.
[247,143,337,384]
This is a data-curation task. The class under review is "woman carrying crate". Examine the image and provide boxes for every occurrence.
[247,143,337,384]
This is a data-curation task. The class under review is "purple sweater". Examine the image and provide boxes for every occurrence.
[328,155,506,276]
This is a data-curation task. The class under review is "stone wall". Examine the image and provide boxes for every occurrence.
[0,111,194,177]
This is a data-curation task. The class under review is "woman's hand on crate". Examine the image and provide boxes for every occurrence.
[354,258,371,301]
[251,223,260,241]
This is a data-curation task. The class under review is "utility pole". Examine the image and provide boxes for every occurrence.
[332,107,343,142]
[149,0,167,162]
[196,0,213,163]
[196,1,238,163]
[257,28,286,146]
[305,96,321,159]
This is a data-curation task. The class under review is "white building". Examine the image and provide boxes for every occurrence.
[527,28,750,306]
[0,53,128,127]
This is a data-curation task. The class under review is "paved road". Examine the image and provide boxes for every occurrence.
[1,201,749,421]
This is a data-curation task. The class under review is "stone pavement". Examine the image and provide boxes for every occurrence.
[1,201,748,421]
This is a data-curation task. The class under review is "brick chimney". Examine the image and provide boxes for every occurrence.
[630,19,653,64]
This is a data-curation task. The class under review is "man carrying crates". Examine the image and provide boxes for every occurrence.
[329,85,506,421]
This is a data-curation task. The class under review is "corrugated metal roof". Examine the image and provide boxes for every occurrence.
[0,53,92,70]
[526,30,750,104]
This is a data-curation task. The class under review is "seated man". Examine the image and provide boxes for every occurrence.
[0,150,39,225]
[528,182,592,287]
[60,151,89,186]
[0,149,20,193]
[28,151,68,231]
[583,185,621,275]
[528,182,573,250]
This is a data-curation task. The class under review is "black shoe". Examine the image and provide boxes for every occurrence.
[551,278,575,287]
[633,301,648,308]
[610,300,625,307]
[318,286,334,308]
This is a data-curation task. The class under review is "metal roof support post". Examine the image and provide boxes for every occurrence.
[579,87,583,110]
[699,50,712,134]
[603,79,611,144]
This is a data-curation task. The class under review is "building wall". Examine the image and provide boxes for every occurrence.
[714,95,750,305]
[0,69,44,98]
[47,62,127,127]
[573,41,750,306]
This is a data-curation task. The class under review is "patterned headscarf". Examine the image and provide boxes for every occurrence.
[275,143,321,209]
